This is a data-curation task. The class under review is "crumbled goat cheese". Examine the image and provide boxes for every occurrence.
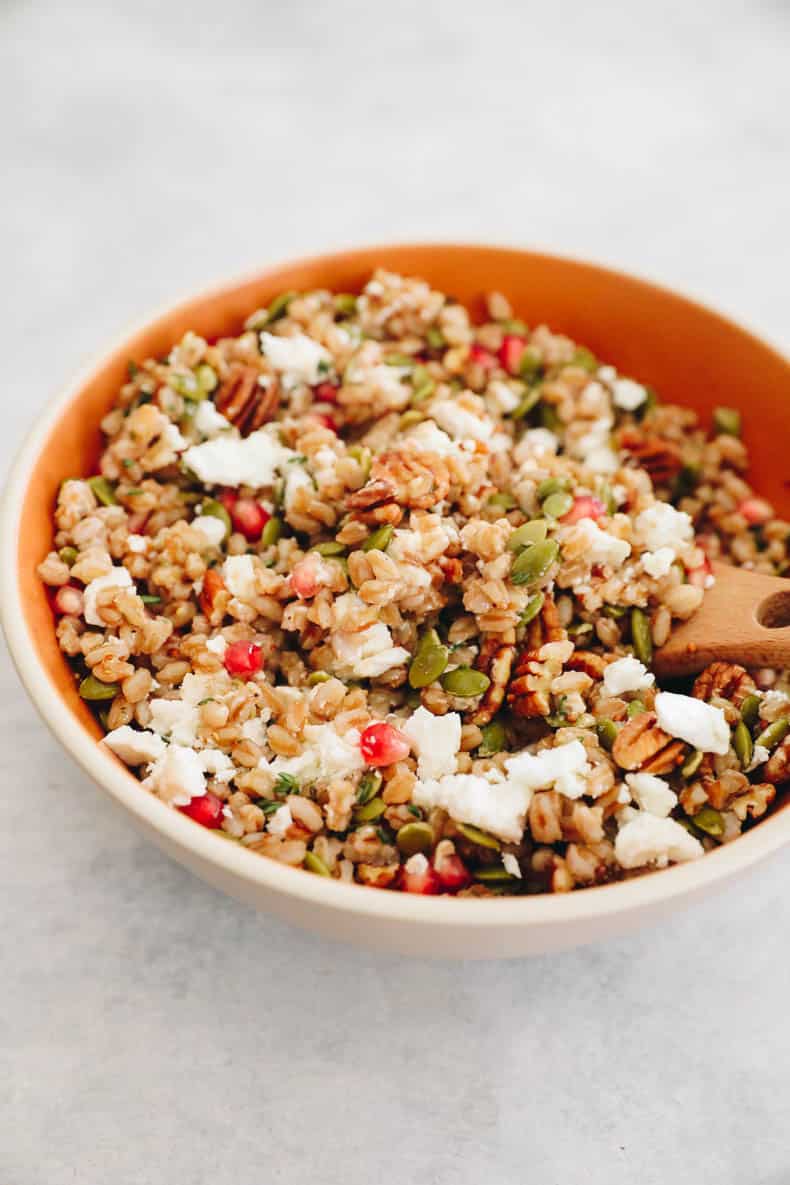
[573,415,619,475]
[642,547,675,578]
[625,772,677,817]
[748,745,770,772]
[431,400,494,443]
[194,399,233,439]
[635,503,693,552]
[83,566,134,626]
[204,635,228,656]
[147,673,214,746]
[760,690,789,718]
[103,726,165,766]
[332,623,410,679]
[568,519,631,568]
[241,716,269,746]
[514,428,559,461]
[161,423,188,454]
[487,380,521,415]
[615,811,703,869]
[260,331,331,388]
[267,803,293,836]
[283,463,314,510]
[611,378,647,411]
[347,362,409,399]
[505,739,591,800]
[222,555,258,601]
[143,744,206,807]
[413,772,531,842]
[126,534,148,554]
[404,420,462,457]
[502,853,522,878]
[183,429,295,488]
[403,707,460,780]
[199,749,235,783]
[262,723,365,785]
[192,515,227,547]
[655,691,730,755]
[603,656,655,696]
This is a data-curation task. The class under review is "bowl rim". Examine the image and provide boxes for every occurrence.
[3,239,790,932]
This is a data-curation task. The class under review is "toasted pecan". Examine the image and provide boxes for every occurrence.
[214,364,279,435]
[611,710,685,773]
[470,639,516,725]
[692,662,756,710]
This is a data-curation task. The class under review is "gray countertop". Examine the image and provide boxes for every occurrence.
[3,2,790,1181]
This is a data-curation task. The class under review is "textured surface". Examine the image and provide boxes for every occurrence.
[2,2,790,1181]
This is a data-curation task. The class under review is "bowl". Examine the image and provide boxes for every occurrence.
[3,243,790,959]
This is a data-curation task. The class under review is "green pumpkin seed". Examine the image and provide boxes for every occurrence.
[570,346,597,372]
[169,372,204,401]
[733,720,754,770]
[196,364,218,394]
[408,629,449,689]
[537,477,570,500]
[139,594,161,604]
[58,546,78,567]
[356,770,382,805]
[508,519,548,551]
[79,674,120,702]
[334,293,358,315]
[691,806,725,838]
[313,540,347,556]
[478,720,506,756]
[396,821,435,857]
[713,406,741,437]
[512,385,542,420]
[740,694,761,729]
[597,480,617,516]
[88,476,118,506]
[353,796,387,824]
[681,749,704,779]
[363,524,394,552]
[260,516,283,547]
[510,538,559,586]
[602,604,628,619]
[425,326,446,350]
[519,592,545,626]
[457,822,501,851]
[540,404,560,431]
[307,671,331,686]
[755,717,790,751]
[441,667,491,697]
[384,352,414,368]
[518,346,543,380]
[630,607,653,666]
[473,866,514,883]
[410,365,436,404]
[265,290,297,325]
[626,701,648,719]
[304,851,332,877]
[488,492,517,510]
[200,498,231,535]
[542,490,574,519]
[596,718,619,751]
[672,464,701,500]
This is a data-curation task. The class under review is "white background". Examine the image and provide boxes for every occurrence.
[2,2,789,1181]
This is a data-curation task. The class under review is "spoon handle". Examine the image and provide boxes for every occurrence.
[653,562,790,678]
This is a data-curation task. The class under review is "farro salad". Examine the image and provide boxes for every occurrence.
[38,270,790,897]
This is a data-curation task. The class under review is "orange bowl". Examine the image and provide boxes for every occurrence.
[3,243,790,957]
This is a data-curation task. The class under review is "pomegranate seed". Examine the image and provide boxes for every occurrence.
[179,791,224,829]
[497,334,527,375]
[433,850,471,893]
[687,554,714,589]
[311,412,337,433]
[223,640,263,679]
[314,381,340,404]
[469,343,497,371]
[738,497,772,526]
[399,853,442,895]
[218,488,238,511]
[53,585,84,616]
[230,498,270,542]
[291,554,329,600]
[359,721,411,767]
[561,495,607,525]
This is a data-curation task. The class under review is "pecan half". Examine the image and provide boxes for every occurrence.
[702,768,750,809]
[764,737,790,785]
[345,479,403,525]
[611,711,685,773]
[507,595,567,720]
[729,783,776,822]
[214,364,279,435]
[692,662,756,710]
[618,427,684,485]
[567,650,607,680]
[470,639,515,725]
[370,450,450,510]
[524,592,566,650]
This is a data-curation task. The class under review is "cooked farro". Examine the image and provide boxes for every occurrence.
[38,270,790,897]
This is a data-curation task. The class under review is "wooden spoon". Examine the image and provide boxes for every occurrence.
[654,562,790,678]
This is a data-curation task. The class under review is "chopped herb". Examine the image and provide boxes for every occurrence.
[273,772,299,797]
[139,594,161,604]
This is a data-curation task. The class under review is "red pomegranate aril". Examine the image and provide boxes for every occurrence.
[314,381,340,404]
[561,495,607,525]
[433,850,472,893]
[687,554,714,589]
[497,334,527,375]
[223,640,263,679]
[738,497,772,526]
[469,343,497,371]
[53,585,84,616]
[291,554,329,600]
[179,791,224,829]
[230,498,270,541]
[218,488,238,511]
[399,854,442,895]
[359,722,411,767]
[311,412,337,433]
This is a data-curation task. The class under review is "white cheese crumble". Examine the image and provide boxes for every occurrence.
[505,739,591,800]
[262,723,365,784]
[267,803,294,836]
[147,673,214,746]
[514,428,559,461]
[403,707,460,780]
[567,519,631,568]
[615,811,703,869]
[126,534,148,554]
[204,635,228,656]
[487,380,521,415]
[143,743,206,806]
[199,749,235,783]
[655,691,730,755]
[635,504,693,552]
[403,420,462,457]
[241,716,269,746]
[748,745,770,772]
[194,399,233,439]
[222,555,259,601]
[642,547,675,579]
[283,463,314,511]
[83,566,134,626]
[412,772,531,842]
[603,656,655,696]
[502,852,522,878]
[260,331,331,389]
[625,772,677,817]
[331,623,410,679]
[103,725,165,765]
[430,400,494,443]
[182,429,295,488]
[192,515,227,547]
[611,378,647,411]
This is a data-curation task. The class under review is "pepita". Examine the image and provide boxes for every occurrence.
[408,629,449,689]
[478,720,506,756]
[510,538,559,586]
[457,822,501,850]
[396,821,435,857]
[440,667,491,697]
[733,720,753,770]
[508,520,548,551]
[79,674,120,701]
[630,607,653,666]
